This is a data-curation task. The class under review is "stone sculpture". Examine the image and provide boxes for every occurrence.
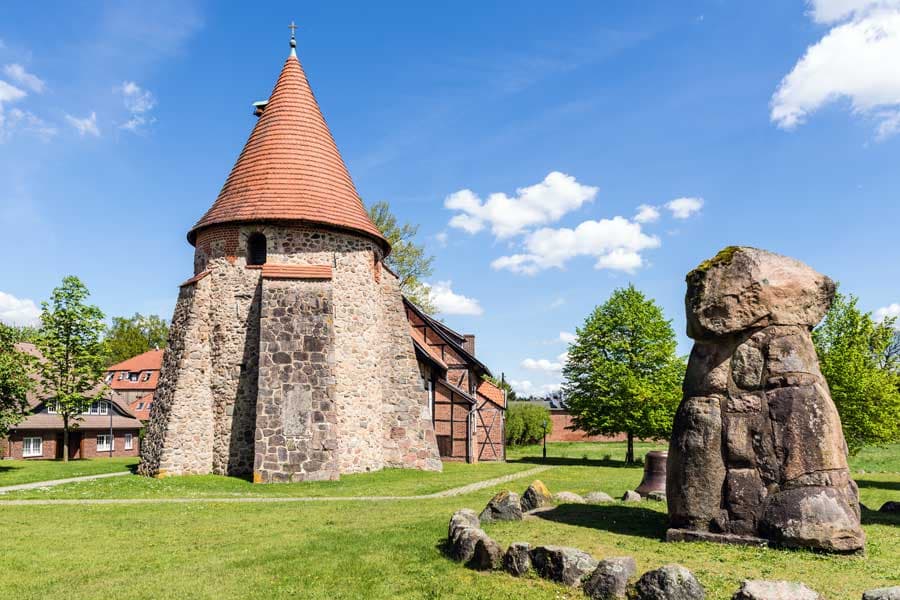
[667,246,865,552]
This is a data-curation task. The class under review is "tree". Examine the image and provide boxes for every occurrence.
[505,401,552,446]
[0,322,36,439]
[563,285,685,464]
[367,200,435,312]
[36,276,108,462]
[105,313,168,365]
[813,291,900,454]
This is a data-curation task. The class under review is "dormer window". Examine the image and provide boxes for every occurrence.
[247,233,267,265]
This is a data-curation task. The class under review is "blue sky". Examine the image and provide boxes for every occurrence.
[1,1,899,396]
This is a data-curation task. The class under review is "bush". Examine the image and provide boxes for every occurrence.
[505,402,552,446]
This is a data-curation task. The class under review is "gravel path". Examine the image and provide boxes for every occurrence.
[0,465,551,506]
[0,471,131,494]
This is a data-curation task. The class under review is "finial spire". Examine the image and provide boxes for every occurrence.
[289,21,298,57]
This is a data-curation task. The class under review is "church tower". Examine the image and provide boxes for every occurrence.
[139,29,442,482]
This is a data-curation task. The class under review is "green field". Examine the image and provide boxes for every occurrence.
[0,442,897,599]
[0,457,137,487]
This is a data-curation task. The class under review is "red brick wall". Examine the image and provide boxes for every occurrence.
[79,430,141,458]
[4,430,140,459]
[548,410,627,442]
[5,431,59,459]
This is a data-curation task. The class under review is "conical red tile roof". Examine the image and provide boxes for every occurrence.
[188,49,389,254]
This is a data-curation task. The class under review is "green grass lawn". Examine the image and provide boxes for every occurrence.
[0,457,137,487]
[0,442,897,599]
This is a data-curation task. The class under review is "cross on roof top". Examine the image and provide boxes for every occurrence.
[289,21,298,37]
[288,21,298,56]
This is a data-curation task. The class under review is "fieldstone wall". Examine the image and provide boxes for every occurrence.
[255,278,339,482]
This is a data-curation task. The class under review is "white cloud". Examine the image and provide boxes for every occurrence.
[666,197,704,219]
[5,108,56,140]
[0,291,40,326]
[66,112,100,137]
[772,4,900,138]
[425,281,483,316]
[521,352,568,372]
[509,379,562,397]
[445,171,598,239]
[634,204,660,223]
[3,64,45,93]
[117,81,156,132]
[875,303,900,326]
[491,216,660,275]
[559,331,576,343]
[0,80,26,104]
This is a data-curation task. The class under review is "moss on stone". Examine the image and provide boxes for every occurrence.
[688,246,742,280]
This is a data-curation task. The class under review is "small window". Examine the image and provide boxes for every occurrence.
[141,371,152,382]
[136,402,144,410]
[118,372,127,380]
[247,232,267,266]
[146,402,153,409]
[129,372,139,382]
[85,401,109,416]
[105,373,114,383]
[47,402,57,414]
[124,434,133,450]
[23,436,43,458]
[97,434,113,452]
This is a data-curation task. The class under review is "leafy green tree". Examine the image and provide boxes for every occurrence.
[105,313,168,365]
[813,291,900,454]
[0,322,36,439]
[563,285,685,464]
[36,276,108,461]
[505,401,552,446]
[367,200,435,313]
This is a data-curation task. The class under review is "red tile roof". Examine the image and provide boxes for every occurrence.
[477,379,507,408]
[106,349,163,391]
[129,392,154,421]
[187,49,389,255]
[180,269,211,287]
[261,264,332,280]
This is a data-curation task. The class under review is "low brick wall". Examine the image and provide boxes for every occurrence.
[548,410,627,443]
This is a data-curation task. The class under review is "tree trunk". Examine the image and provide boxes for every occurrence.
[63,414,69,463]
[626,431,634,465]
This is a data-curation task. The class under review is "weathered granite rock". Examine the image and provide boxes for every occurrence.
[522,480,553,511]
[479,490,523,522]
[863,587,900,600]
[880,501,900,513]
[622,490,643,502]
[469,536,503,570]
[503,542,532,576]
[631,564,705,599]
[586,491,615,503]
[449,526,490,563]
[667,247,865,553]
[448,509,480,541]
[555,491,587,504]
[648,491,667,502]
[530,545,599,587]
[583,557,636,599]
[731,580,822,600]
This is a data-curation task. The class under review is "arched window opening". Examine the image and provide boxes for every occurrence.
[247,233,267,265]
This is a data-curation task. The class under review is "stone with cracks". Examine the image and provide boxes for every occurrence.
[448,509,479,541]
[631,564,705,600]
[502,542,532,577]
[555,491,587,504]
[667,247,865,553]
[583,556,637,599]
[585,491,615,503]
[522,480,553,512]
[469,536,503,570]
[479,490,523,522]
[731,580,822,600]
[863,587,900,600]
[530,545,599,588]
[449,526,490,563]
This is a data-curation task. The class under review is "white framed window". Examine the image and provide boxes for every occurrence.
[47,402,57,414]
[124,433,133,450]
[105,373,114,383]
[118,372,127,380]
[84,401,109,416]
[23,436,43,458]
[141,372,152,382]
[136,402,144,410]
[128,372,139,382]
[97,434,113,452]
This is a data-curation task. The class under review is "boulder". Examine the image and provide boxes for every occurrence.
[502,542,531,577]
[631,564,705,599]
[863,587,900,600]
[583,556,637,599]
[469,536,503,571]
[522,480,553,512]
[648,491,667,502]
[448,509,479,540]
[555,491,587,504]
[880,501,900,513]
[760,486,865,553]
[448,526,489,563]
[622,490,642,502]
[530,545,599,587]
[586,491,615,504]
[479,490,523,522]
[731,580,822,600]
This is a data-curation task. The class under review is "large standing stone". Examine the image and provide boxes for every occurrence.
[731,580,822,600]
[583,557,637,599]
[479,490,523,522]
[631,564,705,599]
[530,545,599,587]
[522,480,552,511]
[667,247,865,552]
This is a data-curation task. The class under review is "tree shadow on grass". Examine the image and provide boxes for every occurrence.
[861,505,900,526]
[855,478,900,492]
[0,465,14,474]
[532,503,668,540]
[507,456,641,468]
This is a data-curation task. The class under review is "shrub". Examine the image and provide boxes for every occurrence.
[505,402,552,446]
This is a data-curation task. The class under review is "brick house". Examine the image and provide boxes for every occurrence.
[406,299,506,462]
[4,345,144,460]
[104,348,163,422]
